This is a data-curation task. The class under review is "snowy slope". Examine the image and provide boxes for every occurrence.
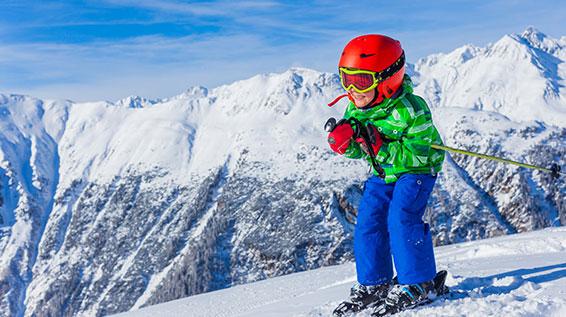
[0,28,565,317]
[114,227,566,317]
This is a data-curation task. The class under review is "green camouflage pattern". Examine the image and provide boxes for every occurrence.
[343,75,445,183]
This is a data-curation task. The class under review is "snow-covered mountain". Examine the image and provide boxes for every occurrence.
[0,28,565,317]
[114,227,566,317]
[412,27,566,126]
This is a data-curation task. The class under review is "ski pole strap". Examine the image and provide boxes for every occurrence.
[431,144,563,178]
[347,117,386,178]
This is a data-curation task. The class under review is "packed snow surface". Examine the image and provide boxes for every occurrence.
[115,227,566,317]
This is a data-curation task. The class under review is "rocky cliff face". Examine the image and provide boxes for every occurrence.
[0,29,565,317]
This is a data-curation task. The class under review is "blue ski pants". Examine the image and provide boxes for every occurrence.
[354,173,437,286]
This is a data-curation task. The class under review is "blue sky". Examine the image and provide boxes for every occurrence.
[1,0,565,102]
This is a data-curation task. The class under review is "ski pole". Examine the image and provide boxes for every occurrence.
[431,144,563,178]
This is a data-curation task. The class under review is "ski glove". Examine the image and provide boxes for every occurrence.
[355,123,383,156]
[328,120,354,155]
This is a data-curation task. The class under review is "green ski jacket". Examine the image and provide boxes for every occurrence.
[343,75,445,183]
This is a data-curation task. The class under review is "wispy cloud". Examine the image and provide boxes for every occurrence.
[0,32,340,101]
[102,0,282,18]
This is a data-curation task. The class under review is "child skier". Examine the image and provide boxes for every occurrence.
[327,34,446,316]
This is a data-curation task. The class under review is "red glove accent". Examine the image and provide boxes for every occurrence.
[355,124,383,155]
[328,123,354,154]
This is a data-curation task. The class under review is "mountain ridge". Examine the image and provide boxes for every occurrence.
[412,27,566,125]
[0,27,564,317]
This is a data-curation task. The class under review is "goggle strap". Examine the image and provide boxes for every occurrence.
[374,51,405,82]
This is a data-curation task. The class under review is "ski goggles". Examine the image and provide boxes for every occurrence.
[339,51,406,93]
[339,68,380,93]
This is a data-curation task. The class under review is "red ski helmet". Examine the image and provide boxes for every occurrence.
[339,34,405,106]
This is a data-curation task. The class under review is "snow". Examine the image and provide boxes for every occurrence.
[0,27,564,317]
[131,167,228,310]
[115,227,566,317]
[413,27,566,126]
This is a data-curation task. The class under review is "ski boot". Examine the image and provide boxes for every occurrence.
[333,282,391,317]
[371,270,449,316]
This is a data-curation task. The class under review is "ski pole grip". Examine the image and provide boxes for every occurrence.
[324,117,337,132]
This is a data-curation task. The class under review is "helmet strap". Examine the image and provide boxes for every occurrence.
[368,87,380,108]
[356,87,381,110]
